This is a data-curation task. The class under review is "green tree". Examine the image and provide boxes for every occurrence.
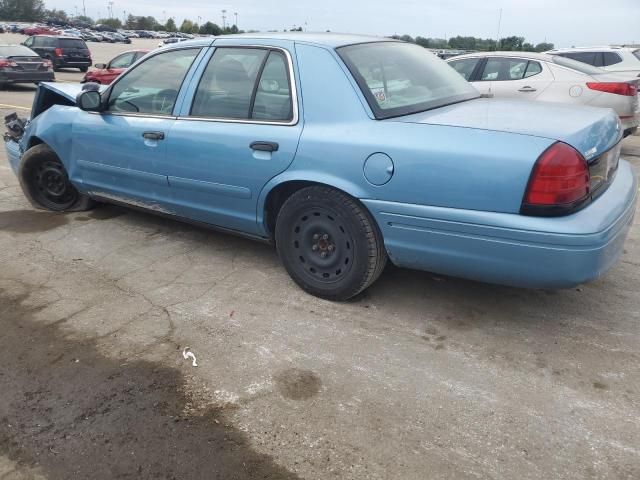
[74,15,94,25]
[199,21,221,35]
[165,17,177,32]
[191,22,199,34]
[179,19,193,33]
[499,36,525,51]
[522,42,535,51]
[44,8,68,23]
[0,0,45,21]
[534,42,554,52]
[96,17,122,29]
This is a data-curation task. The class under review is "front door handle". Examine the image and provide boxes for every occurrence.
[142,131,165,140]
[518,86,537,92]
[250,141,279,152]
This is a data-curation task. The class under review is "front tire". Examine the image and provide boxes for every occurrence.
[275,186,387,301]
[18,144,95,212]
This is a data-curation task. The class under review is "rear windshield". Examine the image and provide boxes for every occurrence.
[59,38,87,49]
[338,42,479,119]
[0,45,38,57]
[551,55,604,74]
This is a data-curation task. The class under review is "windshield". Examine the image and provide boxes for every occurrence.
[337,42,479,119]
[0,45,38,57]
[550,55,604,74]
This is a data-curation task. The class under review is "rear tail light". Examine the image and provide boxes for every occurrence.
[54,48,63,57]
[522,142,590,216]
[587,82,638,96]
[0,59,18,69]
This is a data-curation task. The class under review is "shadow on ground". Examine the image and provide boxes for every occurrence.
[0,288,300,480]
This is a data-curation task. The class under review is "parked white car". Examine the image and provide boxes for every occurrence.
[447,51,639,136]
[545,47,640,77]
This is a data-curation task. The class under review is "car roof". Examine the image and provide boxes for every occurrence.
[546,46,636,52]
[167,32,395,49]
[447,51,557,62]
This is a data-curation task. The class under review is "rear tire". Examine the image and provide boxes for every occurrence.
[275,186,387,301]
[79,66,88,72]
[18,144,95,212]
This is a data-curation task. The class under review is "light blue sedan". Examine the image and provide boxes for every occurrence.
[4,34,637,300]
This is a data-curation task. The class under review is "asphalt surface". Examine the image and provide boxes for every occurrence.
[1,31,640,480]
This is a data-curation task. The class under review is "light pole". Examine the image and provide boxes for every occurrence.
[234,12,238,29]
[82,0,86,17]
[222,10,227,30]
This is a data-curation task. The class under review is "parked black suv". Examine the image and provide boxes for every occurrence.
[21,35,91,72]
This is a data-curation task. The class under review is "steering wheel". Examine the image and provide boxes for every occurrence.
[151,89,179,114]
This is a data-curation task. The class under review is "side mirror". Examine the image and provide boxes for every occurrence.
[76,90,103,112]
[94,63,106,69]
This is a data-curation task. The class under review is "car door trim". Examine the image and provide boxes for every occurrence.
[176,45,299,126]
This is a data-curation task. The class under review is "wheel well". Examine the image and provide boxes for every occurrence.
[264,181,325,236]
[27,136,44,149]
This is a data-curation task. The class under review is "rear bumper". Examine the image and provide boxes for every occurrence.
[55,59,91,68]
[0,71,54,83]
[362,160,637,289]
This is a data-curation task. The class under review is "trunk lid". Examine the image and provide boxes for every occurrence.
[389,97,622,161]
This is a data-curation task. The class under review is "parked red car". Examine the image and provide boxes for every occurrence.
[82,49,149,84]
[23,26,59,36]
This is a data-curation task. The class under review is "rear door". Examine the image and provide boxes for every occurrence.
[478,57,553,99]
[164,44,303,234]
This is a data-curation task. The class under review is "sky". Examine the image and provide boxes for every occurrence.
[48,0,640,47]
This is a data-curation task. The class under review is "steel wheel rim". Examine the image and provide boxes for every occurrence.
[31,159,78,209]
[291,208,355,283]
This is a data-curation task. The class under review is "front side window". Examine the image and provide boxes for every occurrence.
[338,42,479,119]
[448,58,481,81]
[108,48,200,115]
[110,52,135,69]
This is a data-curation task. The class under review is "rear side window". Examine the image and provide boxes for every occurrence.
[448,58,481,81]
[480,58,528,81]
[191,48,267,119]
[59,38,87,49]
[560,52,599,66]
[524,61,542,78]
[634,50,640,61]
[108,48,200,115]
[602,52,622,66]
[190,47,294,122]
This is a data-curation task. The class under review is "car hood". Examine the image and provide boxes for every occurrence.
[31,82,108,118]
[389,98,622,160]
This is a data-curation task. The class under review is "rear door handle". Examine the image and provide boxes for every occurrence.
[518,86,537,92]
[250,141,279,152]
[142,131,165,140]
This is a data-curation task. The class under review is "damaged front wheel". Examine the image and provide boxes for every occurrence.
[18,144,94,212]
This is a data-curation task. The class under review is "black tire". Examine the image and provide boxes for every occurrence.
[18,144,95,212]
[79,66,88,72]
[275,186,387,301]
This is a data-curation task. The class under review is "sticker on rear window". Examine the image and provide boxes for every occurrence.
[371,87,386,103]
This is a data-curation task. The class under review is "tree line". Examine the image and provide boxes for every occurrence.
[2,0,554,50]
[392,34,554,52]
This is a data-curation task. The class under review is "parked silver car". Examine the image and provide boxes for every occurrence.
[545,46,640,77]
[447,51,639,136]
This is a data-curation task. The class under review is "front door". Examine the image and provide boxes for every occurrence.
[164,45,303,234]
[71,47,204,211]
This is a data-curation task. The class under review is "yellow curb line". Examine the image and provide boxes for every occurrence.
[0,103,30,111]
